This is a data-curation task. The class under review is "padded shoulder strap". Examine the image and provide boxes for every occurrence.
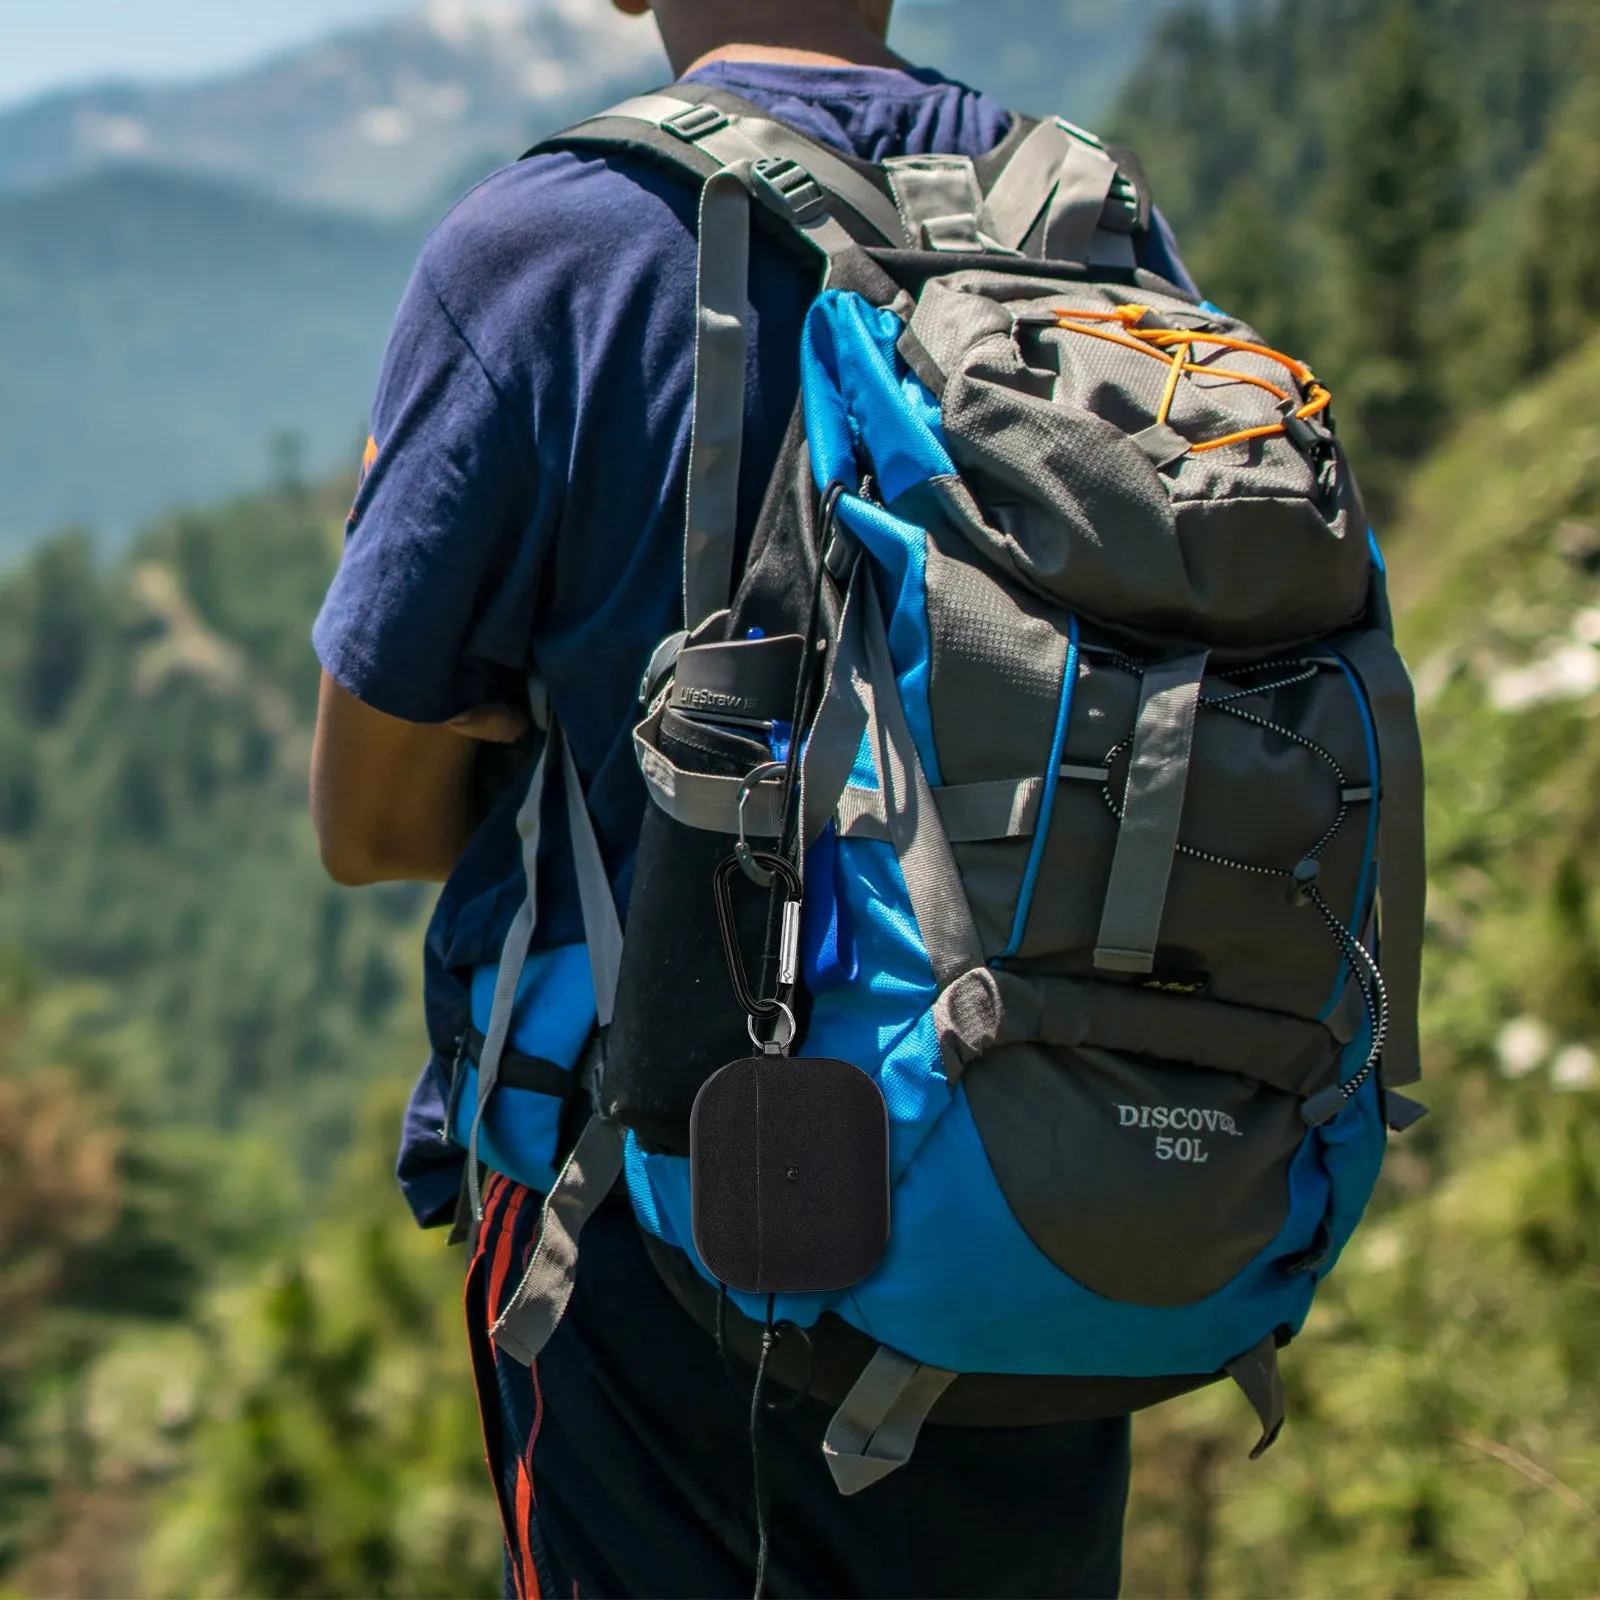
[530,85,903,631]
[532,83,908,249]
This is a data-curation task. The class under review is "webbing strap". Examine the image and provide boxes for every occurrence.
[1094,650,1211,976]
[593,91,906,249]
[1337,631,1427,1087]
[1044,136,1122,265]
[490,1114,627,1367]
[633,704,789,836]
[977,118,1131,265]
[883,153,984,252]
[822,1345,957,1495]
[561,738,623,1026]
[859,580,985,986]
[836,774,1044,843]
[684,166,752,631]
[800,564,873,849]
[978,119,1076,250]
[466,711,556,1226]
[1223,1334,1287,1460]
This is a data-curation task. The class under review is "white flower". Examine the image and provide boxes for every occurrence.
[1497,1017,1552,1079]
[1550,1044,1598,1092]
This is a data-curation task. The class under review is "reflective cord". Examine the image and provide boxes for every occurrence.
[1302,884,1390,1125]
[1097,655,1388,1123]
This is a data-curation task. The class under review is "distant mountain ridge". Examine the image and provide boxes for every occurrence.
[0,0,1202,555]
[0,0,668,220]
[0,0,1190,221]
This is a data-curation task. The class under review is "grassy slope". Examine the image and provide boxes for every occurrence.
[1123,338,1600,1597]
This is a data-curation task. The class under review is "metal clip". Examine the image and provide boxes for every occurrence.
[735,761,789,888]
[713,851,802,1027]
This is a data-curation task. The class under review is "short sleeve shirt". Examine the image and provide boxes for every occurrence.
[312,60,1194,1224]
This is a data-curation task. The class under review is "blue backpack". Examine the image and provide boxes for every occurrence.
[446,84,1429,1494]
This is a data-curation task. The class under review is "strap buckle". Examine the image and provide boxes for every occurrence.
[662,102,730,142]
[751,156,830,227]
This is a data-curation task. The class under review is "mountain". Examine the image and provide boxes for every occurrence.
[0,0,1213,558]
[0,168,418,555]
[0,0,668,222]
[0,0,1191,224]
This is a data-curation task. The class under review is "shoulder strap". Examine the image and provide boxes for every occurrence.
[528,84,903,633]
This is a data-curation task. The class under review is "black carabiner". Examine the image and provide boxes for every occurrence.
[713,851,802,1021]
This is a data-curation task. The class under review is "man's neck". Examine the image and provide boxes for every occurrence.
[685,41,905,74]
[651,4,906,79]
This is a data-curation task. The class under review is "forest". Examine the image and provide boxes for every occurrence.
[2,0,1599,1593]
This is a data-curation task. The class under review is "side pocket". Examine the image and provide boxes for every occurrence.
[603,709,786,1154]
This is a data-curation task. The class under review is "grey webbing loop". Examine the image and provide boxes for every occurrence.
[836,775,1045,843]
[977,119,1077,252]
[561,739,623,1027]
[1386,1090,1429,1132]
[633,704,789,836]
[800,563,872,850]
[1337,631,1427,1086]
[466,716,556,1225]
[859,579,986,986]
[822,1346,958,1495]
[684,165,752,632]
[1223,1334,1287,1460]
[1094,649,1212,975]
[883,154,984,252]
[1044,136,1122,265]
[490,1112,627,1367]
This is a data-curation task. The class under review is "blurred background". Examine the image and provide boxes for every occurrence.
[1,0,1597,1594]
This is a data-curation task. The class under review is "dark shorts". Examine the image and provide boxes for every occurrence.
[466,1173,1132,1600]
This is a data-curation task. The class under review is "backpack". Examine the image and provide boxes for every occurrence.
[448,83,1429,1494]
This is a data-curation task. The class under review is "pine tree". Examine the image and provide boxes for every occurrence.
[1330,0,1466,500]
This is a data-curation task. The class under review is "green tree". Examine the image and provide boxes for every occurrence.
[1329,0,1465,502]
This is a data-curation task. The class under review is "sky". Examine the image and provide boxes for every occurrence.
[0,0,420,108]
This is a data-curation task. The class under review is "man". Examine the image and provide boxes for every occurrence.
[312,1,1193,1592]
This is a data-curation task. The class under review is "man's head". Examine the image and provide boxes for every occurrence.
[610,0,899,75]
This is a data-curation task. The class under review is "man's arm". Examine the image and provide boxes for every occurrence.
[310,672,479,886]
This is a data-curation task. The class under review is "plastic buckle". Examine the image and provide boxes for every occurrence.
[751,157,829,226]
[662,102,730,143]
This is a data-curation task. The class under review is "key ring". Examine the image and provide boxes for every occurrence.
[735,762,790,888]
[747,1001,797,1056]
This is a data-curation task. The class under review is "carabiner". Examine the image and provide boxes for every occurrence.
[713,850,802,1022]
[735,761,790,888]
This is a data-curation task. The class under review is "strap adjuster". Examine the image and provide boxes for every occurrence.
[663,102,730,142]
[751,156,830,226]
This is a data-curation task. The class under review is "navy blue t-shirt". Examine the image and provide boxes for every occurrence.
[313,60,1193,1225]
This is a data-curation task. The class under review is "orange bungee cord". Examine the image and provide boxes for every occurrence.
[1050,303,1335,458]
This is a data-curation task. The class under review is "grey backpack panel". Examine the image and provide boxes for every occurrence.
[914,275,1372,646]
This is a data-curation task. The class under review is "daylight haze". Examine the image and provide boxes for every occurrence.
[0,0,419,106]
